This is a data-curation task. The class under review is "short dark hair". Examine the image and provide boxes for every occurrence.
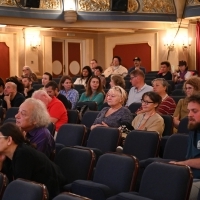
[112,56,121,65]
[0,78,5,88]
[188,94,200,105]
[95,66,103,73]
[130,69,145,79]
[161,61,171,68]
[43,72,52,80]
[45,81,58,90]
[22,76,32,82]
[59,75,73,90]
[142,91,162,107]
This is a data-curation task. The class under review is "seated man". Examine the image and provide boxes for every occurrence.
[32,90,68,132]
[156,61,172,80]
[128,57,146,74]
[104,56,128,78]
[45,81,72,110]
[15,98,55,158]
[170,94,200,199]
[3,82,25,110]
[22,76,35,98]
[126,69,152,106]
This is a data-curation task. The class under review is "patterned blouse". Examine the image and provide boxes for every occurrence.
[59,89,79,109]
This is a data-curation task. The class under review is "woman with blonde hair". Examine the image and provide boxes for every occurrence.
[91,86,132,130]
[173,76,200,128]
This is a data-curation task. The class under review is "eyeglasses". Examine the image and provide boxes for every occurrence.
[141,100,154,105]
[0,136,8,139]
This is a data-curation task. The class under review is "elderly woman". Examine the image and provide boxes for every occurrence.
[0,123,64,200]
[15,98,55,158]
[91,86,132,130]
[133,91,164,136]
[173,76,200,128]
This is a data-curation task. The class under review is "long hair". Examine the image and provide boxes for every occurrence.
[85,76,104,97]
[80,66,93,85]
[59,75,74,90]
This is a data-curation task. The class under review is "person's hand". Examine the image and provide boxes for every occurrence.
[169,161,184,165]
[101,122,108,127]
[4,94,10,102]
[0,154,6,162]
[24,88,28,96]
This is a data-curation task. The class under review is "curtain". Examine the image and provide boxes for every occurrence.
[196,21,200,75]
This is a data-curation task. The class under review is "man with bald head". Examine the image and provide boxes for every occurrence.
[3,82,25,110]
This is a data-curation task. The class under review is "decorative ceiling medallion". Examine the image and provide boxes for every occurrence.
[141,0,175,13]
[127,0,139,13]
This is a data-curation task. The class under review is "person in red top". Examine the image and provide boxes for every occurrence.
[32,90,68,132]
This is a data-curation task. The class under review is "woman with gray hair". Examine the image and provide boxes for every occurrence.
[15,98,55,158]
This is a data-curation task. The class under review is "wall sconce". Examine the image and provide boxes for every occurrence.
[63,0,77,23]
[182,37,192,49]
[30,35,41,51]
[163,37,175,51]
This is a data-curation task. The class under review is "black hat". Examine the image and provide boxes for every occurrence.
[133,57,141,61]
[178,60,187,66]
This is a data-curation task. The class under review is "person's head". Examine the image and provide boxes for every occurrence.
[112,56,121,67]
[130,69,145,87]
[94,66,103,76]
[0,123,25,153]
[86,76,103,96]
[0,78,5,93]
[178,60,188,72]
[45,81,59,97]
[152,78,169,95]
[22,76,32,89]
[4,82,17,96]
[32,90,52,107]
[59,75,73,91]
[183,77,200,97]
[22,66,32,76]
[90,59,98,71]
[110,75,125,89]
[106,86,127,107]
[6,76,24,93]
[187,94,200,130]
[160,61,171,73]
[133,57,141,68]
[141,91,162,113]
[42,72,52,87]
[81,66,93,81]
[15,98,50,132]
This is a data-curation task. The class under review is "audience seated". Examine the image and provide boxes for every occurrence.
[156,61,172,80]
[128,57,146,74]
[90,59,98,73]
[32,90,68,132]
[3,82,25,110]
[173,77,200,128]
[73,66,93,87]
[110,74,125,89]
[0,78,5,103]
[104,56,128,78]
[41,72,52,89]
[79,76,104,110]
[15,98,55,158]
[126,69,152,106]
[21,66,38,81]
[21,76,35,98]
[94,66,106,88]
[0,123,65,200]
[91,86,132,130]
[6,76,24,94]
[45,81,72,110]
[59,76,79,110]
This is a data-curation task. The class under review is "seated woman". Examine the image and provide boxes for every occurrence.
[0,123,65,199]
[173,76,200,128]
[132,91,165,137]
[79,76,104,110]
[94,66,106,88]
[110,74,126,89]
[74,66,93,87]
[91,86,132,130]
[156,61,172,80]
[136,78,176,116]
[59,75,79,110]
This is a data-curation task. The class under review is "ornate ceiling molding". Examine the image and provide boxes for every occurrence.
[187,0,200,6]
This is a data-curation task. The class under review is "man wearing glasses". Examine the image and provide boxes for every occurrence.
[126,69,152,106]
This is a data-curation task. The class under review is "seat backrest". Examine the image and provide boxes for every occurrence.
[55,147,95,184]
[170,95,185,104]
[76,102,97,111]
[53,192,91,200]
[74,85,85,92]
[163,134,189,160]
[0,173,8,199]
[139,162,193,200]
[161,114,173,136]
[128,103,142,113]
[2,178,48,200]
[32,84,43,91]
[56,124,86,146]
[93,153,139,195]
[68,110,79,124]
[177,117,189,134]
[123,130,160,160]
[5,107,19,120]
[3,117,16,124]
[87,127,121,153]
[47,122,56,137]
[171,89,185,96]
[52,78,60,84]
[81,111,100,129]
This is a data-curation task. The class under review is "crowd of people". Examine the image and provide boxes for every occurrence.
[0,56,200,199]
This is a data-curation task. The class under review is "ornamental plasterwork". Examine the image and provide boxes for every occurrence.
[0,0,61,9]
[187,0,200,6]
[141,0,175,13]
[127,0,139,13]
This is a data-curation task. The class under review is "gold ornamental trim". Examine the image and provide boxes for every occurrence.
[187,0,200,6]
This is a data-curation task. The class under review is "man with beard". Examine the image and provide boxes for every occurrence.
[170,94,200,200]
[22,76,35,98]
